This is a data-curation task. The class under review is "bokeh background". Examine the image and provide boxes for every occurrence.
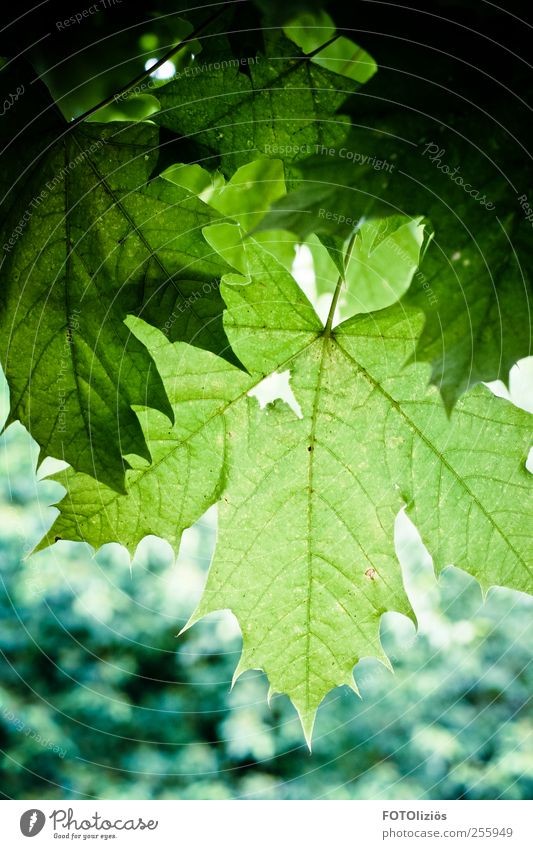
[1,0,532,801]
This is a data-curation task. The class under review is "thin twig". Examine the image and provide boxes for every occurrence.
[324,228,359,335]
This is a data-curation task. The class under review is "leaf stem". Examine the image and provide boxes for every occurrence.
[323,228,359,335]
[71,2,231,126]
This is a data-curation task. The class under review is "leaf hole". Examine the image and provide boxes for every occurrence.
[248,370,303,419]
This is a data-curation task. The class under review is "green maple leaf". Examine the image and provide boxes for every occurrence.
[39,317,251,553]
[0,77,232,490]
[42,241,532,742]
[37,156,297,551]
[184,243,532,740]
[152,30,373,175]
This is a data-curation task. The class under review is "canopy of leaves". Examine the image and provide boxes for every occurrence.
[1,1,532,743]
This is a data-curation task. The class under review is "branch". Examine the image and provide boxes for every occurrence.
[324,229,359,335]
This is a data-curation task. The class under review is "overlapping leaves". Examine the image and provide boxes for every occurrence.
[258,110,533,407]
[44,242,532,740]
[1,9,532,741]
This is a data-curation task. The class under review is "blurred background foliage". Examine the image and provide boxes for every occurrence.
[0,0,532,800]
[1,365,532,800]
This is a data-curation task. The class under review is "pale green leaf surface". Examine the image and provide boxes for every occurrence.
[200,157,299,272]
[301,217,427,324]
[310,37,377,85]
[165,158,299,274]
[283,11,336,56]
